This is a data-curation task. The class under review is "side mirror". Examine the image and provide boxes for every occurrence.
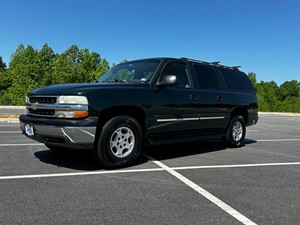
[156,75,177,87]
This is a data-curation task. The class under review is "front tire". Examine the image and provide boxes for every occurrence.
[224,115,246,148]
[95,116,143,168]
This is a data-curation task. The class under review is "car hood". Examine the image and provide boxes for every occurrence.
[29,82,147,96]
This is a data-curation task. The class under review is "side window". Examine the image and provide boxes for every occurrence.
[161,63,192,88]
[193,64,220,89]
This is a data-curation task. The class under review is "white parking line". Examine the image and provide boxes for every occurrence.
[143,153,257,225]
[0,131,22,133]
[0,168,165,180]
[0,143,44,147]
[172,162,300,170]
[1,161,299,181]
[257,139,300,142]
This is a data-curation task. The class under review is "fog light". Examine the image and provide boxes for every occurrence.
[56,111,89,118]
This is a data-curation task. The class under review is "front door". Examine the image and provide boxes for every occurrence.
[149,62,200,134]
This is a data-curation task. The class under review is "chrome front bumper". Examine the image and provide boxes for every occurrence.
[20,122,97,149]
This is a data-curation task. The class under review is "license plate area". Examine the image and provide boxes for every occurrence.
[25,124,34,136]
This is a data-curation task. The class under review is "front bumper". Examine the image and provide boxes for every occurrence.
[247,112,259,126]
[19,115,98,149]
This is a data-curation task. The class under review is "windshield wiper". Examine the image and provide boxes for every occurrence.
[107,79,128,83]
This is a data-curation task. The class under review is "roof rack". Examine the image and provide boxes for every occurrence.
[180,57,218,65]
[180,57,240,70]
[230,66,241,70]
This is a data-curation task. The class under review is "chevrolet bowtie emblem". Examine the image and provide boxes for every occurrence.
[32,102,39,110]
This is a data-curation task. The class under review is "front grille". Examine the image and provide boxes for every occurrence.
[28,109,55,116]
[29,96,57,104]
[27,96,57,117]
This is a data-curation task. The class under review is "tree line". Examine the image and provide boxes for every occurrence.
[0,44,110,105]
[248,73,299,113]
[0,44,299,112]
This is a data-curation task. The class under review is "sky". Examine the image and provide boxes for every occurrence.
[0,0,299,85]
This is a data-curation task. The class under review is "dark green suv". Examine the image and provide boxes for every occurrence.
[20,57,258,168]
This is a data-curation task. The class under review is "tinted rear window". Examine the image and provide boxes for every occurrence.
[219,67,254,91]
[193,64,220,89]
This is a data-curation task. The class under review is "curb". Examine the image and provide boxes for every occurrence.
[0,118,19,123]
[259,112,300,116]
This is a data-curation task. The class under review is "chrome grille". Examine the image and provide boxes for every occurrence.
[27,95,57,117]
[28,108,55,116]
[29,96,57,104]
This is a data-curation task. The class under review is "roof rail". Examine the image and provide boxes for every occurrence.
[180,57,240,70]
[180,57,217,65]
[230,66,241,70]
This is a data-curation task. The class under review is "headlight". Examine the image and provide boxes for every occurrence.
[57,96,88,105]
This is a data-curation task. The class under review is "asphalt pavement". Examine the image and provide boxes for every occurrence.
[0,113,299,225]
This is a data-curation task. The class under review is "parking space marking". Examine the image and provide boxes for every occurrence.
[0,131,22,133]
[257,139,300,142]
[0,168,165,180]
[0,161,299,181]
[0,143,44,147]
[144,153,257,225]
[172,162,300,170]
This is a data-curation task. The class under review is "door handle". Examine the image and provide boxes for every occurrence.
[190,94,198,101]
[217,96,224,102]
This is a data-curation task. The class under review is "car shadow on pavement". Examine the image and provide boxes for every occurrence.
[143,139,257,161]
[34,139,257,170]
[34,149,101,170]
[34,148,149,171]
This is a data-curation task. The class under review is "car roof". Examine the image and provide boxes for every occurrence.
[124,57,241,71]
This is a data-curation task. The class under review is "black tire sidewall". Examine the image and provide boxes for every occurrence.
[97,116,143,168]
[226,115,246,148]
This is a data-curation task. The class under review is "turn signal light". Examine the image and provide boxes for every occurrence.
[74,111,89,118]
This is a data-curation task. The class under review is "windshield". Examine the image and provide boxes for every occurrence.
[98,59,161,83]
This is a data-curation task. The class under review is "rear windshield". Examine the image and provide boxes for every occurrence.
[219,67,254,91]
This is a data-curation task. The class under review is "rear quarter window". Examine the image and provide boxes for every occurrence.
[193,64,220,89]
[219,67,254,92]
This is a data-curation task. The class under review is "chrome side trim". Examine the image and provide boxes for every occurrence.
[200,116,225,120]
[156,115,225,122]
[157,118,199,123]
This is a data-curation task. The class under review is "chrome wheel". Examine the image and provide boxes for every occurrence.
[232,121,243,142]
[224,115,245,148]
[110,127,135,158]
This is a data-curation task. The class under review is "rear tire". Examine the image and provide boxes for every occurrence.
[224,115,246,148]
[95,116,143,169]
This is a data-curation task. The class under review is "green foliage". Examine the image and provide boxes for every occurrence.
[0,56,6,69]
[0,45,299,113]
[0,44,110,105]
[247,73,300,113]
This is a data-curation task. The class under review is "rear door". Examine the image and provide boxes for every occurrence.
[192,63,229,129]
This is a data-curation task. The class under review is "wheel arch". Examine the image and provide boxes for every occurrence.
[94,106,146,147]
[230,107,248,124]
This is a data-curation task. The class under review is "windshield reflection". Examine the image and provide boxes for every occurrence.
[98,59,161,83]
